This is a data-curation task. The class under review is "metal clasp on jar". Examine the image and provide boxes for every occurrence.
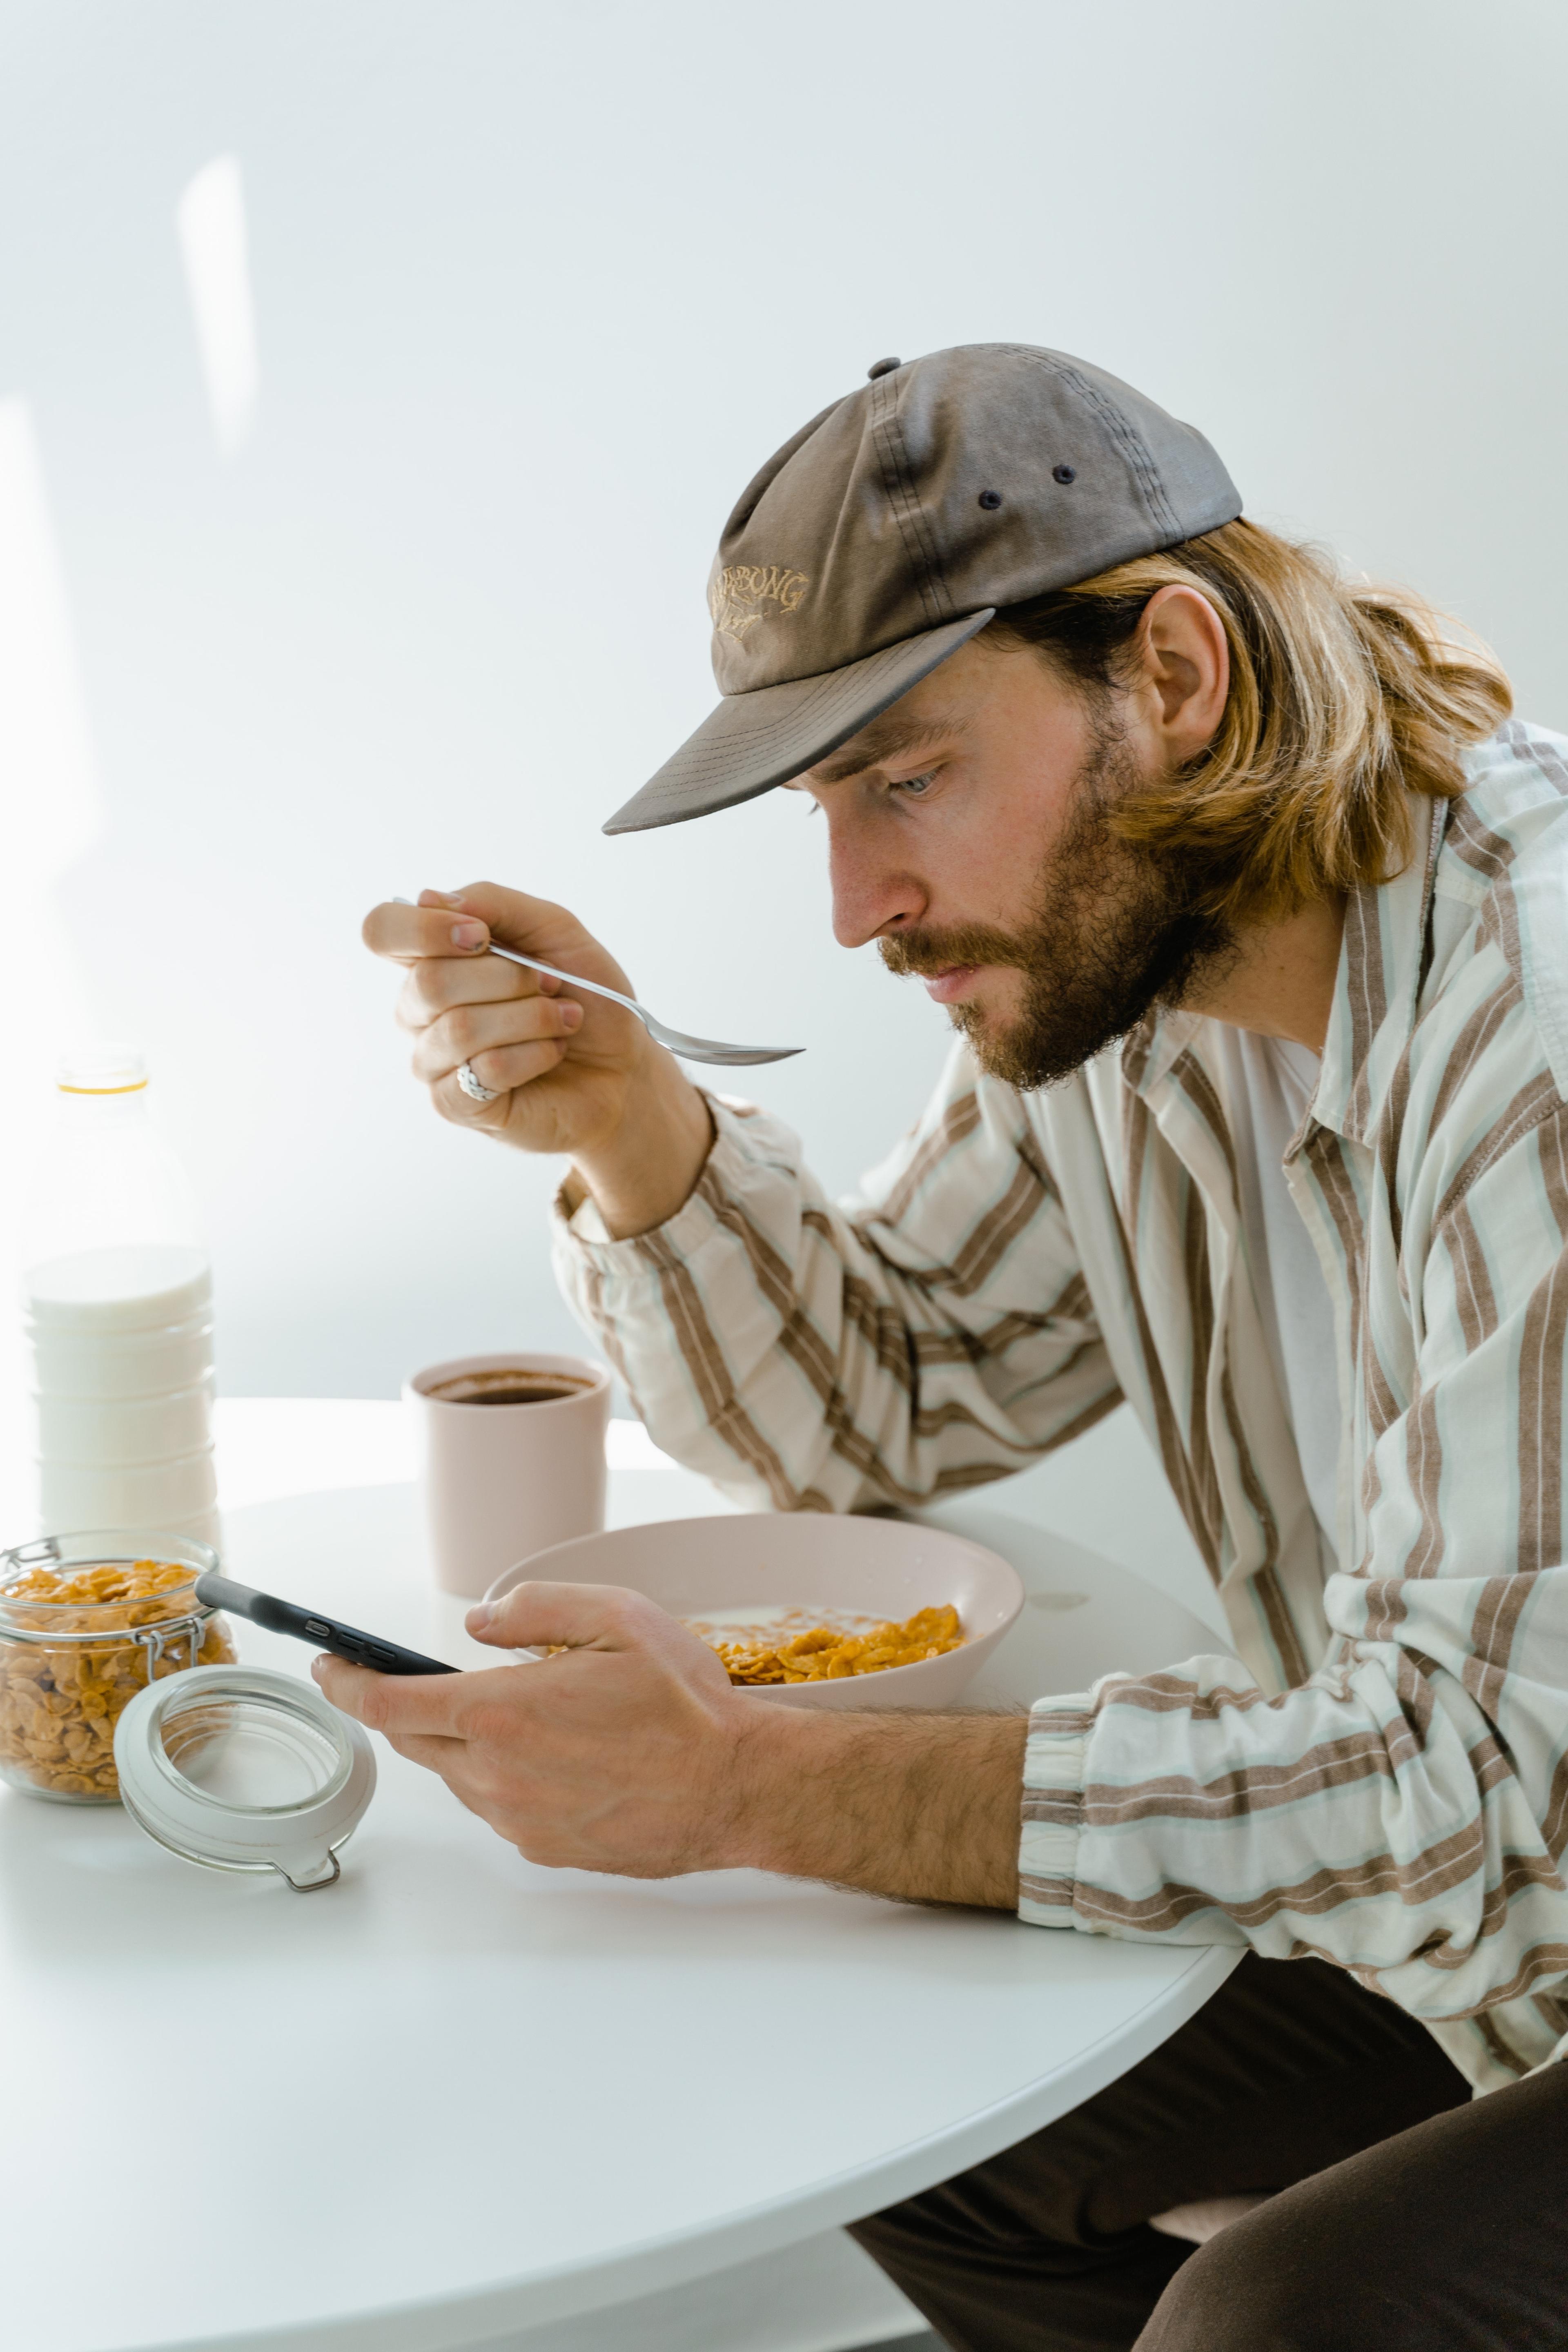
[131,1612,206,1682]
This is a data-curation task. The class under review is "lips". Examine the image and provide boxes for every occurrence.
[922,965,981,1004]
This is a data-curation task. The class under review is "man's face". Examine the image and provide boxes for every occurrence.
[792,635,1231,1089]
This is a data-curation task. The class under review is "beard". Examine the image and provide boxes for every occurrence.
[879,729,1235,1091]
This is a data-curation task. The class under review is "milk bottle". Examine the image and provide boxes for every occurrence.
[22,1047,217,1544]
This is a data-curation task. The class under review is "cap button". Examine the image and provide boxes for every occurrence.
[866,356,902,380]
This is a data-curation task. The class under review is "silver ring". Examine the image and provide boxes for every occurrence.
[456,1060,498,1105]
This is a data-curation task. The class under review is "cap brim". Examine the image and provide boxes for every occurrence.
[603,609,996,835]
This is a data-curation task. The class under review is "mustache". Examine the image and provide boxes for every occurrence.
[878,923,1032,980]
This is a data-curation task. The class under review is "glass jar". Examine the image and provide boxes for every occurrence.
[0,1531,236,1803]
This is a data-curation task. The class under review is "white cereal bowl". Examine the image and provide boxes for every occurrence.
[481,1512,1025,1710]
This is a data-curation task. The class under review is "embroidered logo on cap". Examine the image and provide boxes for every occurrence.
[709,564,811,641]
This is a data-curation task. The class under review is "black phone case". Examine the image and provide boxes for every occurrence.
[194,1571,458,1675]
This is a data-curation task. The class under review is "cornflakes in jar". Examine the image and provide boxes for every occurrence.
[0,1536,236,1803]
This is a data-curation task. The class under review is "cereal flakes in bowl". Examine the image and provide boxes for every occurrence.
[483,1512,1024,1711]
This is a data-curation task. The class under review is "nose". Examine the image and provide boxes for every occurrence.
[823,804,927,948]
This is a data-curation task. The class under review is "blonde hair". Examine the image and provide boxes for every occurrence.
[985,518,1513,927]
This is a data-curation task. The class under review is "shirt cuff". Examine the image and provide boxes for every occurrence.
[551,1093,772,1268]
[1018,1690,1093,1928]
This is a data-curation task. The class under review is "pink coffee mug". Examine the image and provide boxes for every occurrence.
[404,1352,612,1598]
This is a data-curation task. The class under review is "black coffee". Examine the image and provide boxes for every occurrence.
[460,1385,576,1406]
[428,1370,593,1406]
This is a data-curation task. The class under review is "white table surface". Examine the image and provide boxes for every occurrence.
[0,1407,1238,2352]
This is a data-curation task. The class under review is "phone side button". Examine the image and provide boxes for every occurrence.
[367,1644,398,1667]
[303,1619,332,1639]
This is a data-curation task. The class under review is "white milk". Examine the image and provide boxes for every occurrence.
[26,1242,211,1330]
[21,1050,219,1546]
[27,1245,217,1541]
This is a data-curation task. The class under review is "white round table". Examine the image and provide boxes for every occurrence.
[0,1441,1237,2352]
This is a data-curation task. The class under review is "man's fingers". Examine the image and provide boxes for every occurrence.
[312,1653,472,1736]
[410,993,582,1082]
[467,1579,675,1654]
[381,1728,468,1771]
[434,1040,571,1118]
[439,880,584,962]
[364,883,635,1046]
[397,953,557,1036]
[410,989,588,1122]
[362,895,492,964]
[443,882,636,1002]
[312,1653,543,1773]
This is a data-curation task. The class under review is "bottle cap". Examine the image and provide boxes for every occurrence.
[58,1042,148,1096]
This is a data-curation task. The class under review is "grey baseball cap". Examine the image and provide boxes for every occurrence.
[604,342,1241,835]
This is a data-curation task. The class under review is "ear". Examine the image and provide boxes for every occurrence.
[1131,584,1229,761]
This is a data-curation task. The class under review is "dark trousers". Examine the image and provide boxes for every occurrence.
[849,1952,1568,2351]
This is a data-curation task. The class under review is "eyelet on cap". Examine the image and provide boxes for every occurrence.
[977,490,1003,511]
[866,356,901,380]
[1052,463,1077,485]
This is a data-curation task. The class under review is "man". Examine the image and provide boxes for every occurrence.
[342,347,1568,2350]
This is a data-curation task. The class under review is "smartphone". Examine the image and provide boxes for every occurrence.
[194,1570,458,1676]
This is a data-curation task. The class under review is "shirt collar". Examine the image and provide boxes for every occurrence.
[1121,795,1447,1146]
[1313,795,1446,1144]
[1120,1002,1204,1100]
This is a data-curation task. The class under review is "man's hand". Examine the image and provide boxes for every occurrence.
[313,1580,1027,1905]
[316,1582,747,1874]
[361,884,713,1237]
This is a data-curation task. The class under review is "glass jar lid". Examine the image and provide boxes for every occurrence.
[114,1665,375,1889]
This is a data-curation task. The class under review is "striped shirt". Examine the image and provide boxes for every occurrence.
[554,719,1568,2096]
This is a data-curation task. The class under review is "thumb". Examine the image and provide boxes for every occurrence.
[445,880,585,964]
[445,880,633,1002]
[466,1580,667,1653]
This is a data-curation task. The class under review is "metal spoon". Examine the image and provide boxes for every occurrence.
[391,900,802,1067]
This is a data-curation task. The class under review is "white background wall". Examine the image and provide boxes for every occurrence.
[4,0,1568,1407]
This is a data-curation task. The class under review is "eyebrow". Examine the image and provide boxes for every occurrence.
[803,709,966,788]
